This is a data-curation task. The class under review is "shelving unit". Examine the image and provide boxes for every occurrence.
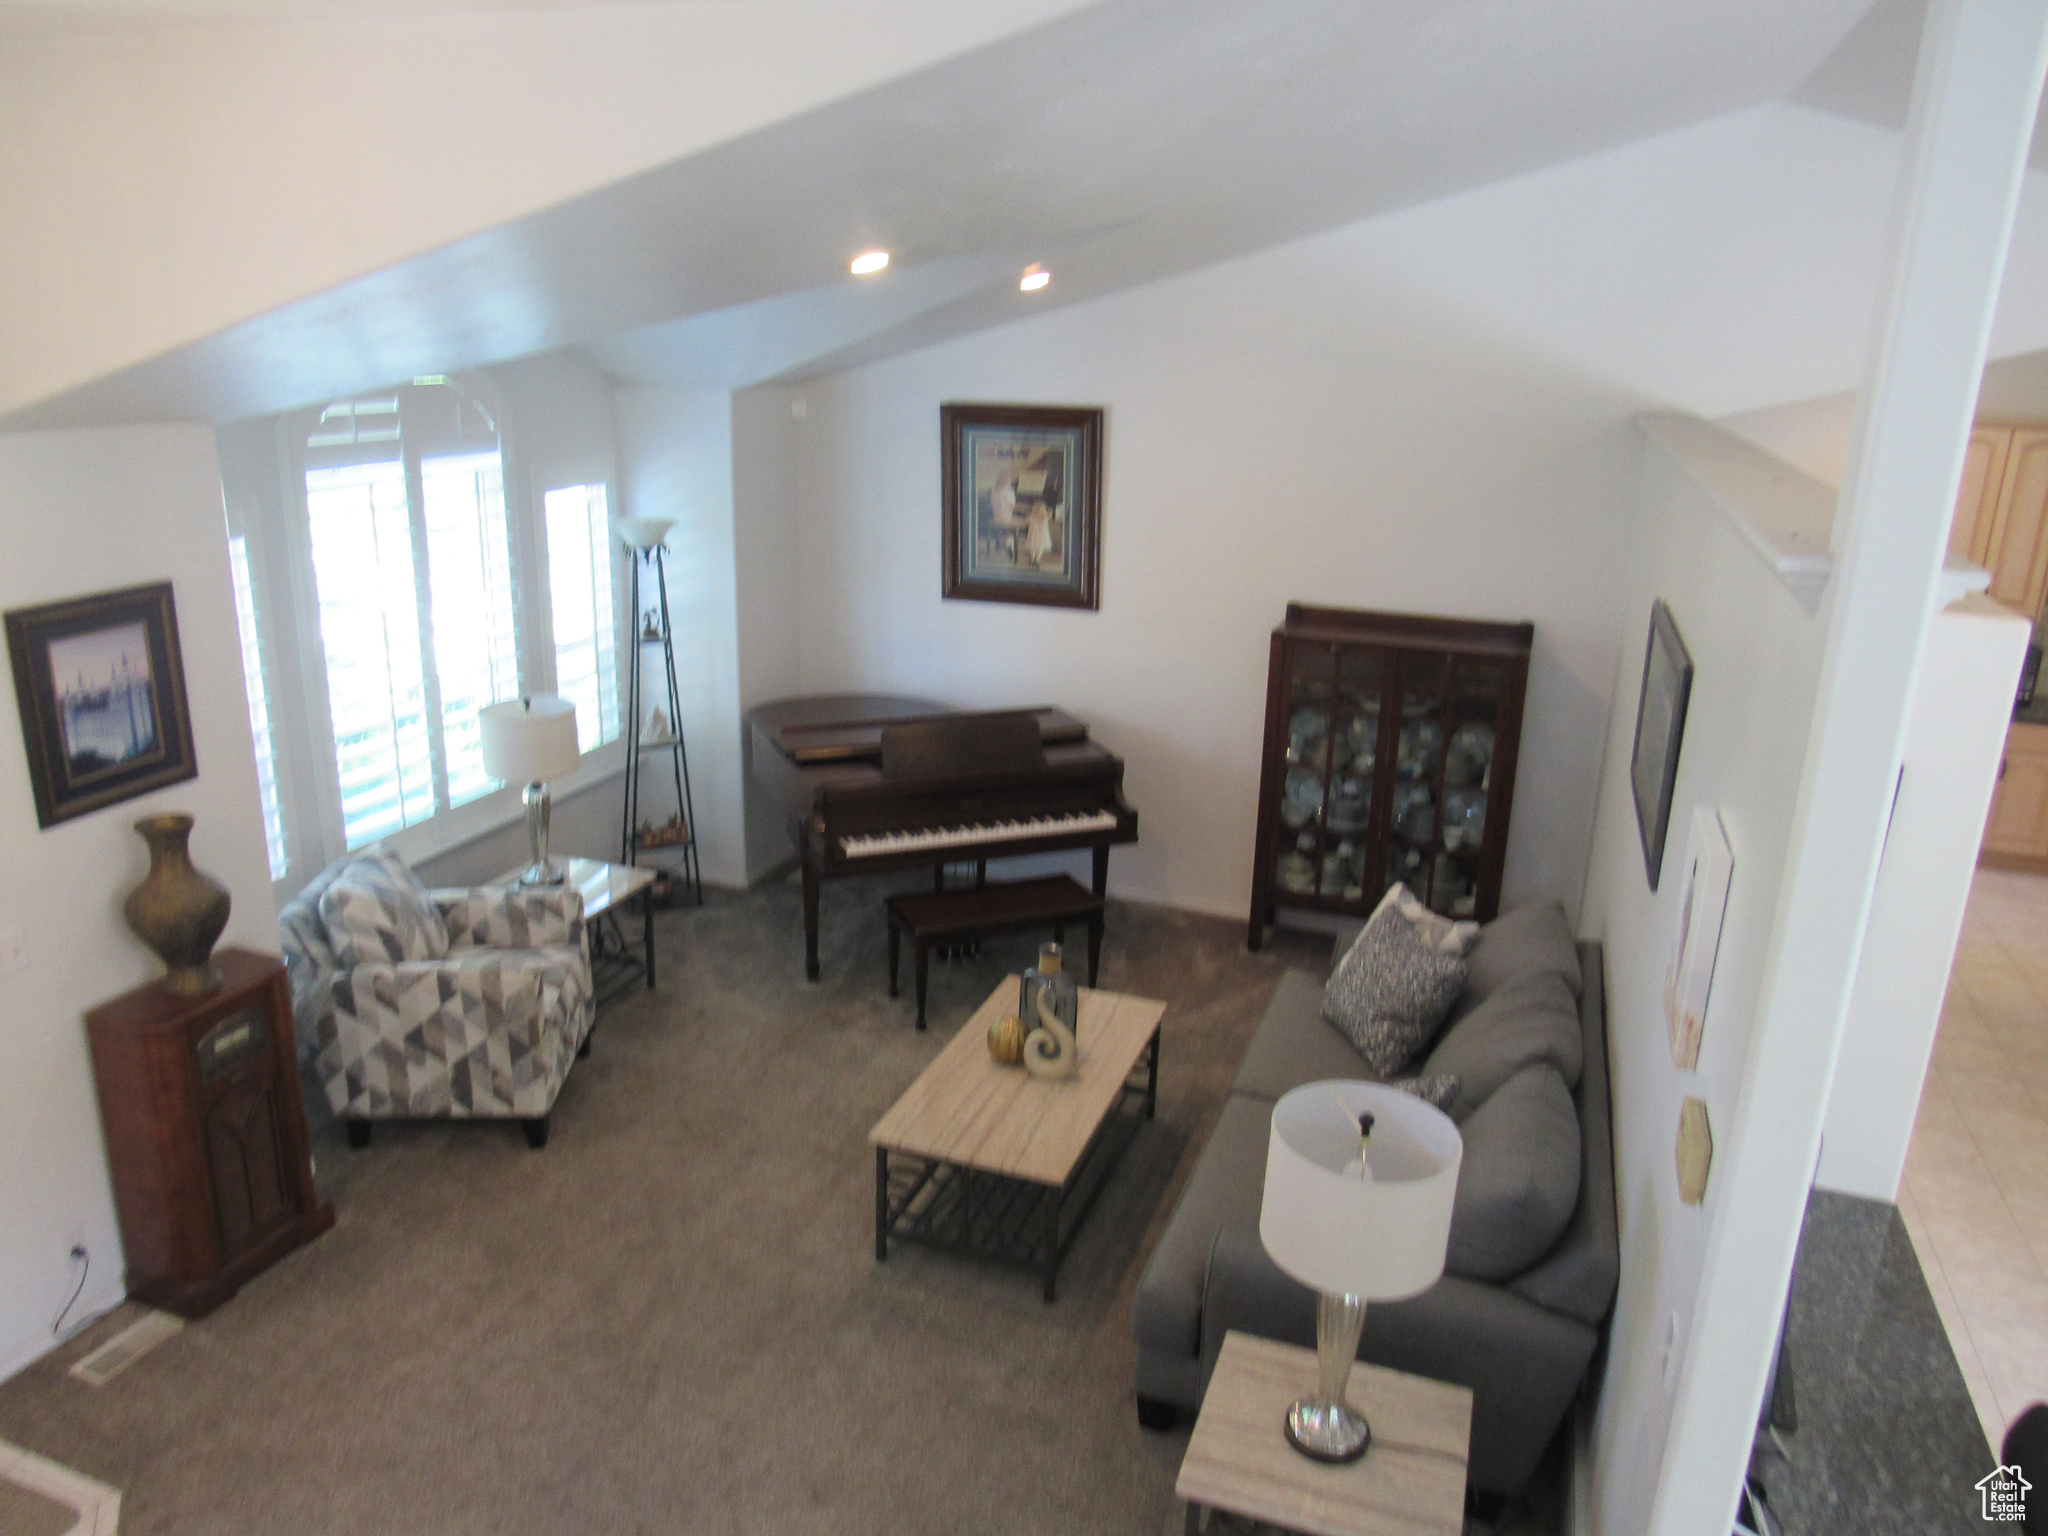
[620,540,703,907]
[1246,604,1532,949]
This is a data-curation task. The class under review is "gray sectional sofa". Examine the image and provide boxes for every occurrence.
[1131,904,1617,1495]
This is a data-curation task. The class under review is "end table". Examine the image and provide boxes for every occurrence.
[1176,1331,1471,1536]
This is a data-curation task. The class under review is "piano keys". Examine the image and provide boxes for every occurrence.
[748,694,1140,979]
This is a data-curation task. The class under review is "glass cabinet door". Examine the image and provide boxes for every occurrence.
[1273,642,1387,906]
[1430,656,1504,916]
[1272,644,1333,900]
[1322,647,1384,901]
[1386,653,1447,905]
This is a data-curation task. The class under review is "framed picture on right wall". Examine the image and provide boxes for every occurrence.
[1630,598,1693,889]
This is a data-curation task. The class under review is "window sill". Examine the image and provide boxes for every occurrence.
[380,750,627,874]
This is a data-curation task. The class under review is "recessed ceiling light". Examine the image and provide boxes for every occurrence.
[850,250,890,276]
[1020,264,1051,292]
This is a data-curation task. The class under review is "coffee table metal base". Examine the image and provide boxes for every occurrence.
[874,1029,1158,1301]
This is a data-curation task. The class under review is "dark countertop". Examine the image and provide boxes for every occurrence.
[1757,1189,1994,1535]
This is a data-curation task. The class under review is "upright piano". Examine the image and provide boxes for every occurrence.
[748,695,1140,979]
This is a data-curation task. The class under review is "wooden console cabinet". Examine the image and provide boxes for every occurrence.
[1247,604,1532,949]
[85,947,333,1318]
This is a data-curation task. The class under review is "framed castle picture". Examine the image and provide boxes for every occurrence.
[6,581,197,828]
[941,402,1103,610]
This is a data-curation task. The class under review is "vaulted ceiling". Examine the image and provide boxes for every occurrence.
[0,0,1952,429]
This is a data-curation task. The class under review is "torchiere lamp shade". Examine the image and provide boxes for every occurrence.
[1260,1081,1463,1301]
[613,517,676,552]
[479,696,581,783]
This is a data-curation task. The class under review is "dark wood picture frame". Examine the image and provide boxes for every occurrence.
[6,581,198,828]
[1630,598,1694,890]
[941,402,1103,610]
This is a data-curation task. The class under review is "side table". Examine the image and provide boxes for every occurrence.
[1176,1332,1471,1536]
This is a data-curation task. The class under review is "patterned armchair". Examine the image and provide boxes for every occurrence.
[278,847,596,1149]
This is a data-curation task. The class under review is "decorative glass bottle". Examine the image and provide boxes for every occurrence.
[1019,941,1080,1080]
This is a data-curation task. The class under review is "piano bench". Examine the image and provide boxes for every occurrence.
[885,875,1106,1031]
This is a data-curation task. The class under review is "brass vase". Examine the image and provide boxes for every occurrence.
[124,813,231,997]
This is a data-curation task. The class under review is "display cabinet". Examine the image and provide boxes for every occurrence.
[1247,604,1533,949]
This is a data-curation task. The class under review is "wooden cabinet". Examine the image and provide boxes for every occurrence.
[85,948,332,1319]
[1982,722,2048,870]
[1247,605,1532,949]
[1951,423,2048,623]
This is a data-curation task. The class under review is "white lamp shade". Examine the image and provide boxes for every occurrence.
[479,696,582,783]
[613,516,675,551]
[1260,1081,1463,1301]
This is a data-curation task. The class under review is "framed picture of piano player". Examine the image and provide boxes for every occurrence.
[6,581,198,828]
[941,402,1103,610]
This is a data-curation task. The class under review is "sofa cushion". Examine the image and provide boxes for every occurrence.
[1422,968,1583,1119]
[318,848,450,968]
[1463,899,1581,1006]
[1446,1064,1581,1282]
[1322,890,1467,1073]
[1230,971,1374,1101]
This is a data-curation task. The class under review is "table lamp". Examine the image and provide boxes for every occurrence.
[1259,1080,1462,1463]
[478,695,582,884]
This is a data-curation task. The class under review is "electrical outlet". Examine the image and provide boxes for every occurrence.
[0,925,26,977]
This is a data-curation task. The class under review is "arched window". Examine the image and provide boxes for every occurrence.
[302,380,518,846]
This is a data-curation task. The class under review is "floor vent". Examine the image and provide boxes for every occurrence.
[68,1311,183,1387]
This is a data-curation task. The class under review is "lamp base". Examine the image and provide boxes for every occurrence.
[517,781,563,886]
[1284,1397,1373,1464]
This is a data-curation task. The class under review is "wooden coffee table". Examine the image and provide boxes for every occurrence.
[869,977,1165,1301]
[1177,1332,1471,1536]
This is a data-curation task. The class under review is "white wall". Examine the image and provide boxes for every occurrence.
[614,387,749,888]
[0,426,278,1382]
[1818,592,2029,1200]
[783,103,1992,924]
[731,385,805,882]
[1577,423,1834,1535]
[1722,344,2048,490]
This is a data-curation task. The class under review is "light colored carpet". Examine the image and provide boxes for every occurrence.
[0,874,1559,1535]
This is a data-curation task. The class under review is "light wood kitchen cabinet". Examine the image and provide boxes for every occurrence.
[1982,721,2048,870]
[1951,423,2048,622]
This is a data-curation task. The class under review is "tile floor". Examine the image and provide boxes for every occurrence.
[1899,866,2048,1451]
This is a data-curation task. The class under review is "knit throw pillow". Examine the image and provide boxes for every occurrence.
[1322,893,1469,1073]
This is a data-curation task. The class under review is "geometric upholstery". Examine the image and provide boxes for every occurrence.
[279,847,595,1125]
[317,847,450,966]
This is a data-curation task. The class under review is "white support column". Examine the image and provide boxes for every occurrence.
[1647,2,2048,1532]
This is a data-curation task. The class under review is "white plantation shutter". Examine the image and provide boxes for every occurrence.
[305,459,436,846]
[543,483,620,752]
[422,451,520,807]
[228,535,289,880]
